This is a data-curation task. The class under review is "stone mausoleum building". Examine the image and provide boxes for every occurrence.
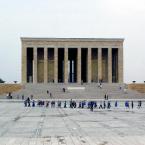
[21,38,123,84]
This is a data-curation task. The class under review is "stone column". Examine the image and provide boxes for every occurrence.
[98,47,102,82]
[22,45,27,83]
[77,47,81,84]
[54,47,58,83]
[118,47,123,83]
[44,47,48,83]
[108,48,112,83]
[87,47,92,83]
[33,47,37,83]
[64,47,68,83]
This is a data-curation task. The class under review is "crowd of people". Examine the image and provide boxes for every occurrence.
[24,97,143,111]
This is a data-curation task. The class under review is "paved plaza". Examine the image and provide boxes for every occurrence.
[0,101,145,145]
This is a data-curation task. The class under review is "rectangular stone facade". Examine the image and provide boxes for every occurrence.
[21,38,124,84]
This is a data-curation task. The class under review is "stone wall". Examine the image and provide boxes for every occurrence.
[0,84,22,95]
[128,84,145,93]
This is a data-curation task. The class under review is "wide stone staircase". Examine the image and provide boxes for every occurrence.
[1,83,145,100]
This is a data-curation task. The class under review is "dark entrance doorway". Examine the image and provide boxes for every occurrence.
[102,48,108,82]
[112,48,118,83]
[58,48,64,82]
[68,48,77,83]
[81,48,88,83]
[27,48,33,83]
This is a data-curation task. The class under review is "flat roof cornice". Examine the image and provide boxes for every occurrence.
[21,37,124,42]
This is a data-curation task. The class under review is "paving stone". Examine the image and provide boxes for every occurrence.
[0,102,145,144]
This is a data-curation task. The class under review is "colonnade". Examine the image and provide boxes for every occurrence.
[22,47,123,84]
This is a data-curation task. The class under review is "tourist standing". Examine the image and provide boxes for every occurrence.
[125,101,129,109]
[103,101,106,109]
[64,101,67,108]
[115,101,118,108]
[24,99,27,107]
[107,101,111,109]
[131,101,134,109]
[27,97,31,107]
[138,100,142,109]
[90,101,94,111]
[22,95,24,100]
[32,100,35,107]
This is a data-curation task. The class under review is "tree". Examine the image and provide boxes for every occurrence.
[0,78,5,83]
[14,81,17,84]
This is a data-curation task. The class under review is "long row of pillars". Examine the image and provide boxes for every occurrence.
[22,47,123,84]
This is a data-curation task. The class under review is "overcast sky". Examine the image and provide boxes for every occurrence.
[0,0,145,83]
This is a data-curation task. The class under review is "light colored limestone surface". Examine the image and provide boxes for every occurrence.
[22,38,124,84]
[0,101,145,144]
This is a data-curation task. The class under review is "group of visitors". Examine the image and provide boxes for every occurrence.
[98,82,103,89]
[104,94,109,100]
[124,100,142,109]
[24,97,143,111]
[46,90,52,98]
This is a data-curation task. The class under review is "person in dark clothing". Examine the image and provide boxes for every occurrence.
[82,101,86,108]
[63,88,65,92]
[46,101,49,107]
[32,100,35,107]
[90,101,94,111]
[115,101,118,108]
[58,101,61,108]
[70,99,73,108]
[27,97,31,107]
[103,101,106,109]
[104,94,108,100]
[106,94,109,100]
[94,101,97,108]
[138,100,142,109]
[24,100,27,107]
[107,101,111,109]
[125,101,129,109]
[104,94,106,100]
[22,95,24,100]
[64,101,67,108]
[51,101,55,108]
[73,101,77,108]
[131,101,134,109]
[79,102,82,108]
[99,102,103,109]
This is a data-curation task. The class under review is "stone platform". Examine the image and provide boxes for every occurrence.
[0,101,145,144]
[2,83,145,100]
